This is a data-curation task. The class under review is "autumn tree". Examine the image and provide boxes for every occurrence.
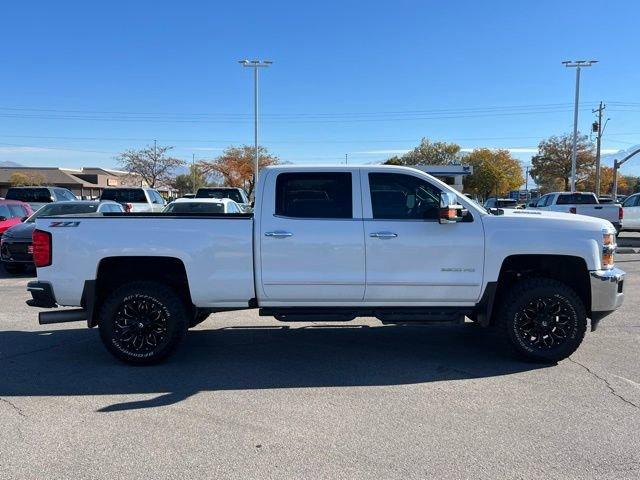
[463,148,524,199]
[579,166,629,195]
[384,138,462,165]
[171,164,209,195]
[199,145,279,197]
[10,172,44,186]
[116,144,185,188]
[530,133,595,192]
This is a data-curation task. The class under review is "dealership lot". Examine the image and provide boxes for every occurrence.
[0,256,639,479]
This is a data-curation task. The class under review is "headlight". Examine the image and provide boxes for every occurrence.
[602,231,616,269]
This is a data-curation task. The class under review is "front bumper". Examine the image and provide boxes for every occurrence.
[590,267,625,328]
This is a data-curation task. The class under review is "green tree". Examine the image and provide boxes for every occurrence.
[171,164,209,195]
[463,148,524,199]
[384,138,461,166]
[530,133,595,192]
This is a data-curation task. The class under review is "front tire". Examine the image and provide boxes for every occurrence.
[98,281,188,365]
[496,278,587,363]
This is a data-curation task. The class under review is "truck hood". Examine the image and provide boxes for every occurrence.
[487,208,615,232]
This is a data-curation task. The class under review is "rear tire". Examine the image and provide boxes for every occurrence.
[496,278,587,363]
[98,281,188,365]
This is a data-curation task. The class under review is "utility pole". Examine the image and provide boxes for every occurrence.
[192,153,196,193]
[525,165,530,191]
[345,153,348,165]
[239,59,273,190]
[562,60,597,192]
[592,102,606,197]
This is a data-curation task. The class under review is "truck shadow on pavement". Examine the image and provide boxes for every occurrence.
[0,323,548,412]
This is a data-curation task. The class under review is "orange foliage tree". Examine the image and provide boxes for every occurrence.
[199,145,279,197]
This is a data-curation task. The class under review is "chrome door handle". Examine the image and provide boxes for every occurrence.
[264,231,293,238]
[370,231,398,239]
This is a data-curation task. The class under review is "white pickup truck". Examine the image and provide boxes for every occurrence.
[27,165,625,365]
[529,192,623,232]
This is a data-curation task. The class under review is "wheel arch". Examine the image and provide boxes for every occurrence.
[478,254,591,327]
[86,256,193,328]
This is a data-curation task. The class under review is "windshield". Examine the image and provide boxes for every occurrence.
[101,189,147,203]
[6,188,52,203]
[557,193,598,205]
[26,203,99,222]
[196,188,244,203]
[164,202,225,214]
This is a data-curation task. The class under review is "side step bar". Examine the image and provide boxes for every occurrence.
[260,307,472,324]
[39,309,87,325]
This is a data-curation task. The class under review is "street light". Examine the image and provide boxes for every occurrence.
[562,59,597,192]
[239,59,273,190]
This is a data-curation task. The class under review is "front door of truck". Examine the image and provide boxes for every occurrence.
[259,170,366,302]
[362,171,484,304]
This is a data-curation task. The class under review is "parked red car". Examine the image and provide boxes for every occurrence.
[0,200,33,237]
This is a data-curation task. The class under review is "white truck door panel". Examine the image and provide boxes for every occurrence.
[362,171,484,303]
[259,170,365,302]
[623,195,640,229]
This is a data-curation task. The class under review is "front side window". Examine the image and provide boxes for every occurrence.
[369,173,441,220]
[275,172,352,219]
[536,195,549,207]
[623,195,639,208]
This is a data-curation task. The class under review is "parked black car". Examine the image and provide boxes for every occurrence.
[0,200,123,274]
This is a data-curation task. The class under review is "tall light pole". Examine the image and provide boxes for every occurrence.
[239,59,273,191]
[562,60,597,192]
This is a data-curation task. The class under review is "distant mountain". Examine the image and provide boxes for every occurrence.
[601,145,640,175]
[0,161,23,167]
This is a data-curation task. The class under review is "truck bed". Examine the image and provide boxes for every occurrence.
[35,213,255,307]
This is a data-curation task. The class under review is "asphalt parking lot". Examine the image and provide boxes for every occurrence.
[0,254,639,479]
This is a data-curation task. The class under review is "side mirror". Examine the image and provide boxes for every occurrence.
[439,192,464,224]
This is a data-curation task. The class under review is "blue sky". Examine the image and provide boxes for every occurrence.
[1,0,639,175]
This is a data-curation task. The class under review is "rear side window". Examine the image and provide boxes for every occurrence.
[557,193,598,205]
[101,189,147,203]
[6,188,53,203]
[275,172,352,219]
[54,188,76,201]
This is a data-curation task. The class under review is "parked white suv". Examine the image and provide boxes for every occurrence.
[99,187,166,212]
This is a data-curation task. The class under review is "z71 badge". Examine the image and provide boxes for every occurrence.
[49,221,81,227]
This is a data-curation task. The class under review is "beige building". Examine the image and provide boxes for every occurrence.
[0,166,176,199]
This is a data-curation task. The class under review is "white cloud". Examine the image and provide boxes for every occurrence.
[350,149,410,155]
[0,146,54,153]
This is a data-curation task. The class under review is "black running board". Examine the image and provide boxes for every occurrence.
[259,307,472,324]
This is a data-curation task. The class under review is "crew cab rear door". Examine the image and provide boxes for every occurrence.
[258,169,365,303]
[362,169,484,303]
